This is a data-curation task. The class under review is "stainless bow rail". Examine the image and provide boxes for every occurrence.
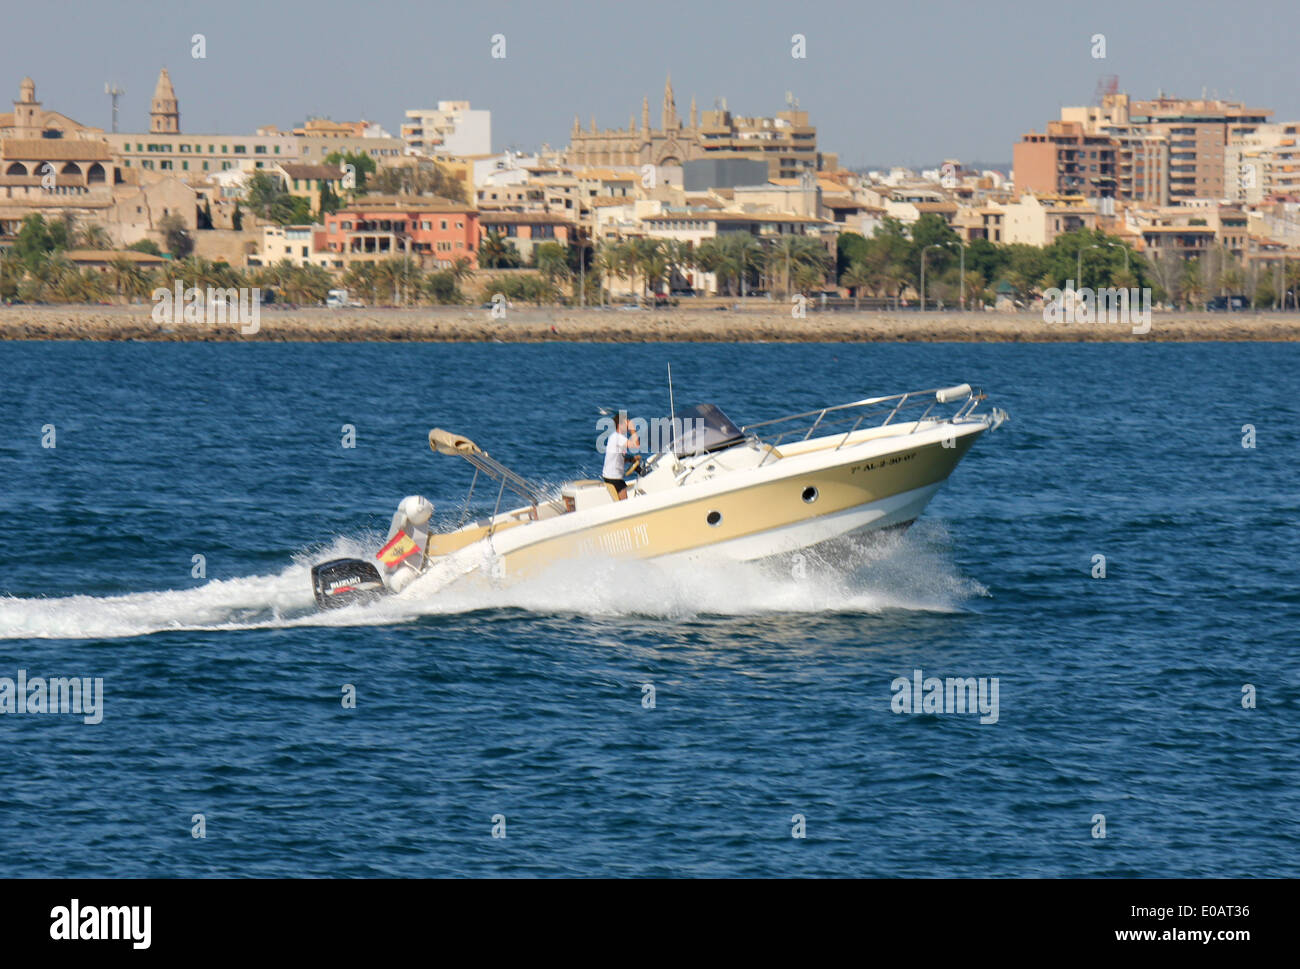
[740,384,993,458]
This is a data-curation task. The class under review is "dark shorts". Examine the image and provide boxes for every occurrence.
[603,477,626,492]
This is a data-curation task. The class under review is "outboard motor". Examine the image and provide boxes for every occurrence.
[310,495,435,609]
[311,557,387,609]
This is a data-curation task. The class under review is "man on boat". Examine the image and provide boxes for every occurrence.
[602,411,641,500]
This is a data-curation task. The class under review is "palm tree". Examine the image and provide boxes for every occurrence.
[694,238,727,295]
[535,242,570,294]
[0,249,25,301]
[631,239,668,297]
[791,259,826,296]
[962,270,986,310]
[448,256,473,287]
[280,263,332,305]
[107,256,146,303]
[174,255,218,291]
[840,260,874,309]
[478,230,521,270]
[373,257,420,306]
[76,223,113,251]
[767,236,802,298]
[343,262,380,306]
[612,240,639,298]
[659,239,694,295]
[721,234,763,297]
[774,235,832,297]
[881,263,910,309]
[594,240,623,304]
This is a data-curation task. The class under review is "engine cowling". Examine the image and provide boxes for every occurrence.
[311,558,387,609]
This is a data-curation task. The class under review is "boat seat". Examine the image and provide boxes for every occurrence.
[561,479,618,511]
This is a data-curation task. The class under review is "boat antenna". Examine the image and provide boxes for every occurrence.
[667,363,676,425]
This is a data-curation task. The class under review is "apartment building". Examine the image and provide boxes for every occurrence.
[1044,91,1273,203]
[1124,95,1270,200]
[1225,123,1300,204]
[1013,121,1118,198]
[1130,203,1250,260]
[321,197,479,268]
[402,101,491,157]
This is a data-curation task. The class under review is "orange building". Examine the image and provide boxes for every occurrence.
[321,196,478,268]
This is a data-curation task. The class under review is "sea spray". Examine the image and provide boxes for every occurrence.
[0,524,981,640]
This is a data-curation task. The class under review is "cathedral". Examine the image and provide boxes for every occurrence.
[564,75,820,179]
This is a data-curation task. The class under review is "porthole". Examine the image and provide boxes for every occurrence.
[706,510,722,527]
[802,486,819,503]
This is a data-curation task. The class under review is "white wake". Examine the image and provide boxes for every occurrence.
[0,525,985,641]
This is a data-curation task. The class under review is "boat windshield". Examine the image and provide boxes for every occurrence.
[664,403,746,457]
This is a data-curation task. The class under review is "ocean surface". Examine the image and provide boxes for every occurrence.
[0,339,1296,878]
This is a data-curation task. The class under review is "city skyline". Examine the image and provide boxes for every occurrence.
[2,0,1297,168]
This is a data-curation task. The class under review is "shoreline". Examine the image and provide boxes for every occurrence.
[3,304,1300,342]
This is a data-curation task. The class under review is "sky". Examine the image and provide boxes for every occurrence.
[4,0,1298,170]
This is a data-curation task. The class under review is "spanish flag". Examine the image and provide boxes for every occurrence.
[377,530,421,568]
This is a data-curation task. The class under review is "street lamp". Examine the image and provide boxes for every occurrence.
[1104,240,1130,280]
[1077,243,1103,289]
[920,243,943,311]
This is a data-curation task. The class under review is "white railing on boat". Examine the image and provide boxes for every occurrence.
[739,384,991,455]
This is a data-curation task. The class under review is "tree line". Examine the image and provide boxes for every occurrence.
[837,214,1300,310]
[5,210,1298,310]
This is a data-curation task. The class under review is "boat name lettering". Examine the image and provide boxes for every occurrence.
[850,451,917,475]
[578,523,651,557]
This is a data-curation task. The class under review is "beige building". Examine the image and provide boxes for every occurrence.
[993,194,1098,246]
[1225,123,1300,204]
[0,78,121,240]
[1129,203,1250,261]
[105,69,300,176]
[730,176,821,218]
[106,175,197,248]
[251,223,341,270]
[638,210,833,294]
[266,117,405,166]
[273,163,346,213]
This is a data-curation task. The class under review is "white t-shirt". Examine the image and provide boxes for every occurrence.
[603,430,630,479]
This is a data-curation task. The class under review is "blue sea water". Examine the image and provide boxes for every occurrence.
[0,339,1296,877]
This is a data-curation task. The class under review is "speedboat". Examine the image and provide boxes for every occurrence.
[310,383,1008,608]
